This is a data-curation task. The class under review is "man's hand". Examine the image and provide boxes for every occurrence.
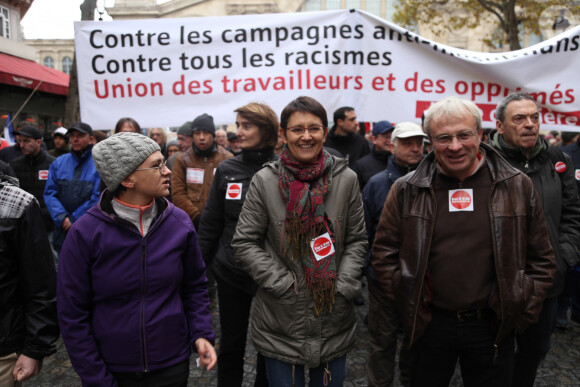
[61,217,72,231]
[195,338,217,371]
[12,354,42,382]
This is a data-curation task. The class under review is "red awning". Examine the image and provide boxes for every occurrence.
[0,52,69,96]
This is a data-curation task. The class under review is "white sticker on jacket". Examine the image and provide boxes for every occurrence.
[226,183,242,200]
[310,232,335,261]
[448,189,474,212]
[186,168,204,184]
[38,170,49,180]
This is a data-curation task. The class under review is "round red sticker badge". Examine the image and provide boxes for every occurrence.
[313,236,332,257]
[227,184,241,199]
[450,190,472,210]
[555,161,566,173]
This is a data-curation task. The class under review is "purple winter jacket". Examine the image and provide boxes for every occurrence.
[57,193,214,386]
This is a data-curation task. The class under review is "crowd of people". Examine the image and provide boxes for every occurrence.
[0,92,579,387]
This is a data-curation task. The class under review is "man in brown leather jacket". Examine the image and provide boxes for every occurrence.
[372,96,556,386]
[172,114,233,228]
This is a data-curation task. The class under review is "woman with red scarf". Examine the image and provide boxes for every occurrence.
[232,96,367,386]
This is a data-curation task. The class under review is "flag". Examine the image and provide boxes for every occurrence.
[3,113,15,146]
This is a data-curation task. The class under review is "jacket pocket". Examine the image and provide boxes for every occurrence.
[148,309,190,360]
[322,292,356,339]
[254,287,298,338]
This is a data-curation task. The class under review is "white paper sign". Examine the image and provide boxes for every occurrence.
[186,168,204,184]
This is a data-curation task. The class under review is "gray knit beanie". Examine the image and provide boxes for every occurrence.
[177,121,193,137]
[93,132,160,192]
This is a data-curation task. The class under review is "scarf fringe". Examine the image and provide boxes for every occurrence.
[306,270,337,315]
[279,148,337,316]
[283,217,322,259]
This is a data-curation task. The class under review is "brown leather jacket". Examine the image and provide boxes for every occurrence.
[171,144,233,223]
[372,144,555,348]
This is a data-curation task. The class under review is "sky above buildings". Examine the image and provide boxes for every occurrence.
[21,0,114,39]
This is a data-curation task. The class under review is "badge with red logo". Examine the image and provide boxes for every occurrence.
[448,189,474,212]
[310,232,335,261]
[575,169,580,181]
[555,161,566,173]
[226,183,242,200]
[38,170,49,180]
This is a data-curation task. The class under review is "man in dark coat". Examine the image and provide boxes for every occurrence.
[352,120,395,189]
[324,106,370,166]
[10,126,55,231]
[490,92,580,387]
[0,172,58,384]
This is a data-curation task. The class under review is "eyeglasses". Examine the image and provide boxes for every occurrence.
[431,131,477,146]
[286,125,325,136]
[134,160,168,174]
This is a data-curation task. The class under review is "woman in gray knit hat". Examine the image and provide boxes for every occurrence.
[57,132,217,386]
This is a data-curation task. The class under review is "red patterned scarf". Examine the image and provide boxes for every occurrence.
[278,147,336,315]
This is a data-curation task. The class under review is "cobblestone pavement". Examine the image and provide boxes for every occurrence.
[34,287,580,386]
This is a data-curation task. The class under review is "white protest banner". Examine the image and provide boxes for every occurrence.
[75,10,580,130]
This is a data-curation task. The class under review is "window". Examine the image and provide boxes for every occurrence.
[345,0,361,10]
[302,0,400,21]
[326,0,341,11]
[448,29,468,49]
[526,32,542,47]
[62,56,73,74]
[490,27,505,51]
[44,57,54,68]
[305,0,322,12]
[0,6,10,38]
[366,0,382,18]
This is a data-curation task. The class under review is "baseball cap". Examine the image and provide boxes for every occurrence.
[18,125,42,140]
[69,122,93,136]
[372,121,395,136]
[392,122,427,140]
[54,127,68,138]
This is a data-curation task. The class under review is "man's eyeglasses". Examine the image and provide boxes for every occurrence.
[286,125,325,136]
[431,131,477,146]
[134,160,168,174]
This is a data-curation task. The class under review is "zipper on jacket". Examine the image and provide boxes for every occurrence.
[410,186,436,347]
[140,238,149,373]
[488,183,504,364]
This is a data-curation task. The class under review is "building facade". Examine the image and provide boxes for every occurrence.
[1,0,68,137]
[25,38,74,75]
[24,0,580,74]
